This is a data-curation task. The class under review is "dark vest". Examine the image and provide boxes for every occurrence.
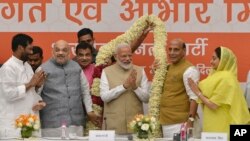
[40,59,84,128]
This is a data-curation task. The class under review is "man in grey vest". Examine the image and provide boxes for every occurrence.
[40,40,99,137]
[100,43,150,135]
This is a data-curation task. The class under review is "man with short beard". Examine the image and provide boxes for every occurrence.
[0,33,46,137]
[100,43,150,135]
[28,46,43,72]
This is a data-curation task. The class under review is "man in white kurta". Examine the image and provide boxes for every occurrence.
[0,33,45,138]
[100,43,150,135]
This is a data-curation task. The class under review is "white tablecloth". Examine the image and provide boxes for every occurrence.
[0,137,201,141]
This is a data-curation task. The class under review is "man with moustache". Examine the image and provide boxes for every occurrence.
[77,28,97,63]
[40,40,98,137]
[28,46,43,72]
[100,43,150,135]
[76,42,101,132]
[0,33,46,137]
[75,42,95,86]
[159,39,200,138]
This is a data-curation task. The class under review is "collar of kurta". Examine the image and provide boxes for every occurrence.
[81,63,94,70]
[171,57,186,67]
[11,55,25,65]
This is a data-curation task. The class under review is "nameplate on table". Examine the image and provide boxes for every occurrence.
[201,132,227,141]
[89,130,115,141]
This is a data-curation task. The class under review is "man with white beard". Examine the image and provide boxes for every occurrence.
[100,43,150,135]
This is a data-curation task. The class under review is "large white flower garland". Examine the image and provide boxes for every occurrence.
[92,15,167,137]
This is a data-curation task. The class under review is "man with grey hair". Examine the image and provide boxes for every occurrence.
[100,43,150,135]
[158,38,200,138]
[40,40,99,137]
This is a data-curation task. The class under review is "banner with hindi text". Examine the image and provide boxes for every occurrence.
[0,0,250,82]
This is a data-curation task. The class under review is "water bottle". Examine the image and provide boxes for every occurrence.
[180,123,187,141]
[187,127,194,141]
[61,123,67,139]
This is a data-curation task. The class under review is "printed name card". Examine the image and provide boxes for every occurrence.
[202,132,227,141]
[89,130,115,141]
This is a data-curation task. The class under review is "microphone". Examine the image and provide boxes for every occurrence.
[103,117,107,130]
[127,134,133,140]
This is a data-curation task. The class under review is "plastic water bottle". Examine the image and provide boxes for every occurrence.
[187,128,194,141]
[61,124,67,140]
[180,123,187,141]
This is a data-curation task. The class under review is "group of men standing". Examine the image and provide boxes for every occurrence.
[0,28,201,139]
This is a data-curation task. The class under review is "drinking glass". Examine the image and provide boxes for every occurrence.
[68,125,77,139]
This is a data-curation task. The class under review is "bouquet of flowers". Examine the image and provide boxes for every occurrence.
[129,114,157,140]
[15,114,40,138]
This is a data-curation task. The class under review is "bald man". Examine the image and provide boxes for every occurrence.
[159,39,200,138]
[40,40,99,137]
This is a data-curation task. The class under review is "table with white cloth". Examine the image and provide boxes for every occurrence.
[0,137,201,141]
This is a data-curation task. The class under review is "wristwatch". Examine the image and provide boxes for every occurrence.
[188,117,195,122]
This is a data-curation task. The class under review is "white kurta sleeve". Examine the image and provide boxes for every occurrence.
[80,70,93,113]
[183,66,200,100]
[100,71,126,103]
[0,66,26,101]
[134,69,150,102]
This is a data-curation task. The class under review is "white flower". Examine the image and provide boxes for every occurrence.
[28,117,34,123]
[141,124,150,131]
[150,117,156,122]
[33,123,40,130]
[150,124,156,130]
[35,120,40,125]
[138,122,142,126]
[95,15,167,137]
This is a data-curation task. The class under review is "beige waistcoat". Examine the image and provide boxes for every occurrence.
[160,59,192,125]
[103,63,143,134]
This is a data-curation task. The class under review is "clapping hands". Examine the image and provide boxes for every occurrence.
[188,78,200,95]
[123,69,138,90]
[26,69,46,91]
